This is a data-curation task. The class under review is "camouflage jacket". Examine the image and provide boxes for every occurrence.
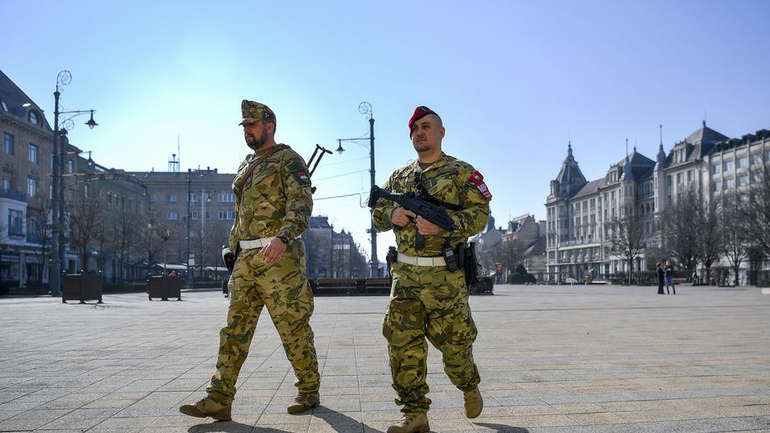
[372,152,490,257]
[229,144,313,253]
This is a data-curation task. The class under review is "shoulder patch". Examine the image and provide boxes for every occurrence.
[468,170,492,200]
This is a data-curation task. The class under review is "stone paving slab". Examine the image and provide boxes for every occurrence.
[1,284,769,432]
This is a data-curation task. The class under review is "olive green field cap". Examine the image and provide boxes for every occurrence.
[239,99,276,125]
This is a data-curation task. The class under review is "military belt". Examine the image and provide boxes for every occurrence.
[396,252,446,267]
[239,236,300,250]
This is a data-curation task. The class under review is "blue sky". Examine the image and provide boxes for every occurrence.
[3,0,770,261]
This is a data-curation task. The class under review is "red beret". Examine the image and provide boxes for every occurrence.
[409,106,439,137]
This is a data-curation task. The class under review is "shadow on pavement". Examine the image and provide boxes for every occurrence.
[313,405,382,432]
[473,422,530,433]
[187,406,382,433]
[188,421,290,433]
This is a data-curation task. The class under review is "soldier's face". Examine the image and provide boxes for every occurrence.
[410,114,445,154]
[243,121,269,150]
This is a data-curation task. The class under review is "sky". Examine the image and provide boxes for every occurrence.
[2,0,770,263]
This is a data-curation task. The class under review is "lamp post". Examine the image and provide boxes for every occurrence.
[50,70,98,296]
[336,102,379,277]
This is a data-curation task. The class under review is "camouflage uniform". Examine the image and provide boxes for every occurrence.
[207,123,319,405]
[373,152,490,414]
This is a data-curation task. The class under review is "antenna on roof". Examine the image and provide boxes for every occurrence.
[177,134,181,170]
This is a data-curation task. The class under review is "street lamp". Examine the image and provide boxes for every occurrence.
[50,70,98,296]
[336,102,379,277]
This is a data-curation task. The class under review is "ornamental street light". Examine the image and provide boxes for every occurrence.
[336,102,379,277]
[50,70,99,296]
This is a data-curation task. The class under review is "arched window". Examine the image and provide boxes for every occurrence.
[29,111,39,125]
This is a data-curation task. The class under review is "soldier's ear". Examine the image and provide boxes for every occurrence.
[266,122,276,135]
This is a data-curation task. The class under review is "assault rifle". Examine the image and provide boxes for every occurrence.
[368,185,457,250]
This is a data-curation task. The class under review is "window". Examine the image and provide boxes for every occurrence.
[168,210,179,220]
[737,156,748,169]
[677,173,683,185]
[590,198,595,209]
[27,178,36,197]
[724,160,734,171]
[712,163,721,175]
[192,211,199,220]
[168,193,177,203]
[51,154,55,170]
[752,172,763,183]
[611,191,616,201]
[190,193,198,203]
[713,181,721,192]
[738,175,748,187]
[726,178,735,190]
[2,178,9,192]
[28,111,39,125]
[149,193,156,202]
[67,159,74,173]
[49,184,53,199]
[0,99,7,111]
[219,210,235,220]
[3,133,14,155]
[687,170,693,182]
[218,192,235,203]
[8,209,23,236]
[751,153,762,166]
[28,143,38,163]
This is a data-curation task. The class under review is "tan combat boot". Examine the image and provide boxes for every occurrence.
[287,391,320,414]
[464,387,483,418]
[179,396,231,421]
[386,412,430,433]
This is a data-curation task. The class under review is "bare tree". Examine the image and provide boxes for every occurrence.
[746,171,770,260]
[106,205,144,282]
[721,193,750,286]
[662,188,700,277]
[67,185,105,272]
[697,195,722,284]
[27,199,53,282]
[609,206,644,285]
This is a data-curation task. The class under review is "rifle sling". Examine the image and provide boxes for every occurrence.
[234,144,288,197]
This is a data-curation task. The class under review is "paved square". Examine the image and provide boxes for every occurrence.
[1,284,769,433]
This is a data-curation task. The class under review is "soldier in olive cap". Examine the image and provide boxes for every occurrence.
[180,100,320,421]
[372,106,490,433]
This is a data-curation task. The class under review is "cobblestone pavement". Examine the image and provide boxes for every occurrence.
[1,284,769,433]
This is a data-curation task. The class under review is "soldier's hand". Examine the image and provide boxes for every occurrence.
[259,238,287,264]
[391,208,416,227]
[416,216,441,235]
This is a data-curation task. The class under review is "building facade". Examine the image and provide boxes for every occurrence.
[0,70,55,289]
[127,165,235,273]
[545,123,770,283]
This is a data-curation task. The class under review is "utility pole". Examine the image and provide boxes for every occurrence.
[186,168,191,284]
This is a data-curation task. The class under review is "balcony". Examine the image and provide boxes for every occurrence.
[0,190,27,202]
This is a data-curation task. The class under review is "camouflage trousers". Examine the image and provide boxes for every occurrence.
[383,261,480,414]
[207,241,319,405]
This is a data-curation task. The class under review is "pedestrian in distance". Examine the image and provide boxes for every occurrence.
[180,100,320,422]
[665,260,676,295]
[372,106,490,433]
[656,262,665,295]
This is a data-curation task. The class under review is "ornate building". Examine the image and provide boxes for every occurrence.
[546,123,770,283]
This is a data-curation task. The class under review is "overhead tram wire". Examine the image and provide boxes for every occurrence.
[313,169,368,181]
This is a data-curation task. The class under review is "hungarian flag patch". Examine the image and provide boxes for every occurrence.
[468,171,492,200]
[298,172,310,183]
